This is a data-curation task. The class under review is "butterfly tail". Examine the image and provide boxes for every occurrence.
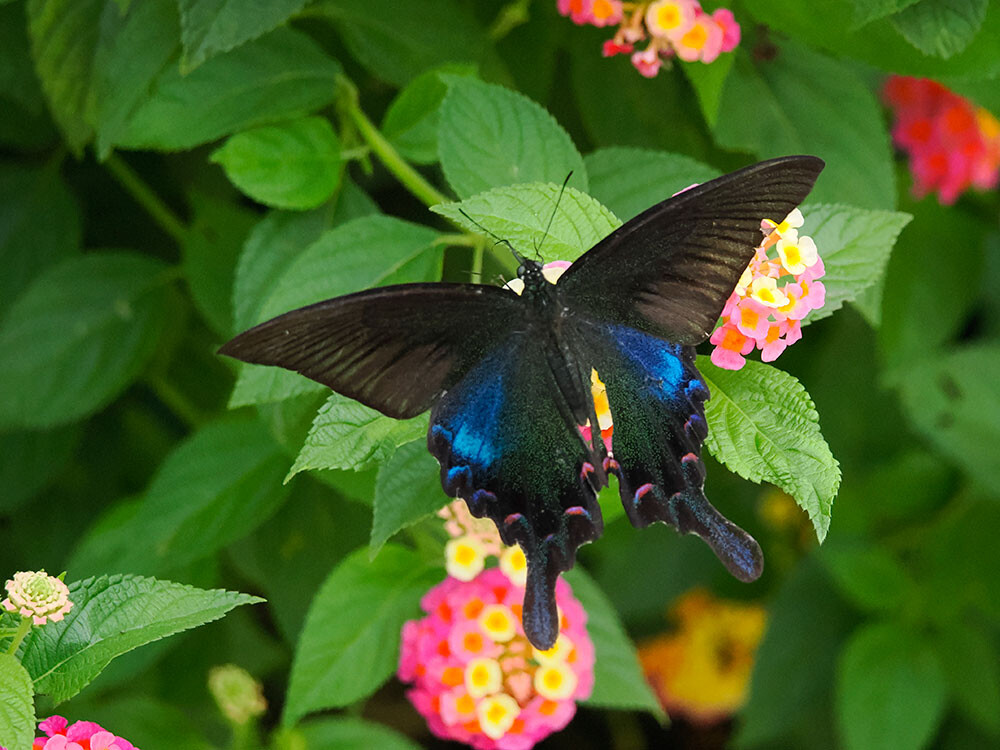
[522,556,560,650]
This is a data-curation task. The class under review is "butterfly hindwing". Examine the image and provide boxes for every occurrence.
[558,155,825,344]
[575,319,763,582]
[428,331,605,649]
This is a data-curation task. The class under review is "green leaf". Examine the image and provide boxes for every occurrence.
[210,117,342,210]
[229,215,441,407]
[852,0,922,26]
[114,27,340,151]
[892,0,987,59]
[927,499,1000,622]
[715,41,895,210]
[0,426,80,513]
[232,208,335,333]
[25,0,104,153]
[0,3,57,150]
[0,654,34,750]
[438,78,587,199]
[836,621,947,750]
[20,574,262,702]
[565,568,664,717]
[432,183,620,265]
[741,0,1000,77]
[698,357,840,542]
[178,0,309,72]
[0,163,81,318]
[934,621,1000,735]
[284,545,442,724]
[381,64,476,164]
[800,204,912,327]
[370,439,447,557]
[583,147,719,222]
[819,541,917,613]
[182,191,258,336]
[736,557,856,749]
[91,0,180,159]
[680,54,736,130]
[288,395,428,477]
[293,717,423,750]
[314,0,497,87]
[69,416,290,577]
[897,344,1000,490]
[0,252,171,429]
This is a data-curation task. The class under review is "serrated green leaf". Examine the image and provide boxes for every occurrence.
[438,78,587,199]
[819,541,916,613]
[289,394,428,477]
[0,654,34,750]
[0,163,81,318]
[892,0,987,59]
[381,64,475,164]
[836,621,947,750]
[852,0,922,26]
[432,183,620,265]
[741,0,1000,77]
[715,41,895,210]
[698,357,840,542]
[897,344,1000,490]
[0,252,171,429]
[229,215,441,407]
[293,717,423,750]
[584,147,719,222]
[69,416,290,577]
[210,117,342,210]
[284,545,442,724]
[92,0,180,159]
[25,0,103,153]
[800,203,912,327]
[565,568,664,718]
[179,0,308,72]
[114,27,340,151]
[370,439,447,557]
[934,621,1000,735]
[20,574,262,702]
[314,0,497,87]
[183,191,258,337]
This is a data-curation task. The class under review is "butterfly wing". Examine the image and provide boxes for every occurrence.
[575,320,762,581]
[557,155,825,344]
[219,283,523,419]
[429,329,605,649]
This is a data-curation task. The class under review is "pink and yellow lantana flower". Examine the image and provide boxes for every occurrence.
[33,716,137,750]
[558,0,740,77]
[398,567,594,749]
[638,589,766,726]
[709,208,825,370]
[3,570,72,625]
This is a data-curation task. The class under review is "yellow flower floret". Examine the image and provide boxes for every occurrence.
[476,693,520,739]
[465,657,503,698]
[479,604,518,643]
[534,661,579,701]
[446,535,487,581]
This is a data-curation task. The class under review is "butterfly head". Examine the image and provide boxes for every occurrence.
[516,257,552,297]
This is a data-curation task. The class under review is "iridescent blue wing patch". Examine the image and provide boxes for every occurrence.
[429,333,606,649]
[576,320,763,582]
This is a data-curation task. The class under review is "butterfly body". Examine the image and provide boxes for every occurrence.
[220,155,825,649]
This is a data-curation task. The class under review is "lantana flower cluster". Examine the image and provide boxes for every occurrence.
[557,0,740,77]
[638,589,765,726]
[709,208,825,370]
[3,570,72,625]
[400,500,595,749]
[33,715,137,750]
[883,75,1000,205]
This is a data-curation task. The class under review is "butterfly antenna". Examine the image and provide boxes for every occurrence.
[533,172,573,261]
[458,208,527,266]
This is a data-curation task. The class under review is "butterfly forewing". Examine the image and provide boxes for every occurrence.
[557,155,825,344]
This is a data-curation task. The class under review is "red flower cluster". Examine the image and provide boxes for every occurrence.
[883,75,1000,204]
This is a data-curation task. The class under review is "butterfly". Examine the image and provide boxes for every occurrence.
[220,155,824,649]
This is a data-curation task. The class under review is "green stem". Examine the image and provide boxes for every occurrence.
[104,153,188,244]
[6,617,32,656]
[337,77,449,208]
[146,373,206,429]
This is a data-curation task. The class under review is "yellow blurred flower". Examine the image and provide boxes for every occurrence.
[638,589,766,725]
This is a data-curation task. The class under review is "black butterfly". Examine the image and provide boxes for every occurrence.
[220,155,824,649]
